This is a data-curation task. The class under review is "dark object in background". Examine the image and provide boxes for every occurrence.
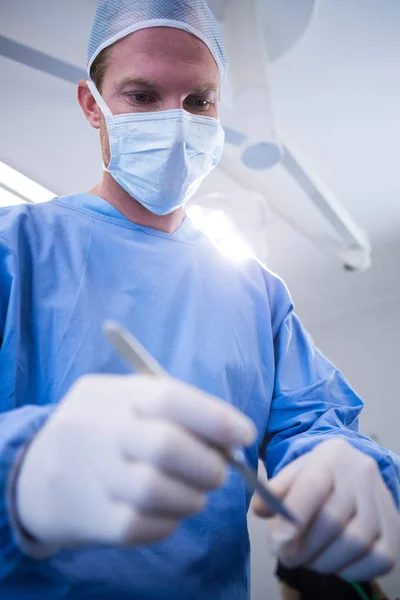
[276,562,390,600]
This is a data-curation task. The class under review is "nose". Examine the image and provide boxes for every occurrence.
[163,95,185,111]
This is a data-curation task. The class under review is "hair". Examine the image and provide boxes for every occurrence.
[90,46,113,92]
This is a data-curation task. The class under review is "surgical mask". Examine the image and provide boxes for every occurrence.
[87,82,225,216]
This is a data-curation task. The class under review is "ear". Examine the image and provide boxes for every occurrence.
[77,80,101,130]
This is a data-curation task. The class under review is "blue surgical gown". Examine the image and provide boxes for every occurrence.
[0,194,399,600]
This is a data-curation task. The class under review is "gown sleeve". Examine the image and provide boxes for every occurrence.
[260,270,400,509]
[0,207,55,578]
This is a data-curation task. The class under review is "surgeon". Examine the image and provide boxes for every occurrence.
[0,1,399,599]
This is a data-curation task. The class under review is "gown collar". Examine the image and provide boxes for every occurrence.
[54,193,202,244]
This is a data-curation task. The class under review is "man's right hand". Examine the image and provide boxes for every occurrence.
[16,374,256,549]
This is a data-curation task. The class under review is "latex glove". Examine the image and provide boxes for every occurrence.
[16,374,256,550]
[253,439,400,580]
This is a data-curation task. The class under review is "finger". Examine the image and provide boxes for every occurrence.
[108,462,207,519]
[307,480,380,574]
[113,504,178,545]
[126,376,256,448]
[270,457,333,549]
[307,515,380,574]
[310,459,399,576]
[286,481,355,567]
[339,473,400,580]
[252,493,276,518]
[252,456,307,519]
[372,471,400,568]
[120,419,227,490]
[339,537,397,580]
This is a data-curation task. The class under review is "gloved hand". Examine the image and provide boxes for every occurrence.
[253,439,400,580]
[16,374,256,550]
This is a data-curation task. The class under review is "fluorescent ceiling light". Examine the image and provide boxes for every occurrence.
[0,161,55,204]
[187,206,254,263]
[0,187,28,207]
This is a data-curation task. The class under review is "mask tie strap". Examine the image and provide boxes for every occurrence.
[87,80,117,169]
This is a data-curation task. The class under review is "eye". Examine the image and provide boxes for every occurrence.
[186,96,212,111]
[126,93,156,104]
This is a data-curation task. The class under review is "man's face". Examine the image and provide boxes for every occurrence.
[96,27,221,165]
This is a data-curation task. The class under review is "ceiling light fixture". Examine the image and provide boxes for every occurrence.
[0,161,55,204]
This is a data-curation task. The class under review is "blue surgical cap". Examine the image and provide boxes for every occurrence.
[87,0,228,82]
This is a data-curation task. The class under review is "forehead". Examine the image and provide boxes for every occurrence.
[107,27,220,86]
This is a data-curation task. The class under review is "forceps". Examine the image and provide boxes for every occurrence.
[104,321,298,524]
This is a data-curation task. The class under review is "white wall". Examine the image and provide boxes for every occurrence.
[249,295,400,599]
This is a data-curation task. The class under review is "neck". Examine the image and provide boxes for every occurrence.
[89,173,185,234]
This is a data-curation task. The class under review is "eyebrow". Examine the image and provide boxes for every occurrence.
[116,77,219,94]
[192,82,219,94]
[116,77,157,90]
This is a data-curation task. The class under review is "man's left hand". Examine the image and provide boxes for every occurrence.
[253,439,400,580]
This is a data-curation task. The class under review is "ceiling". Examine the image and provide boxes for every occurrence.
[0,0,399,326]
